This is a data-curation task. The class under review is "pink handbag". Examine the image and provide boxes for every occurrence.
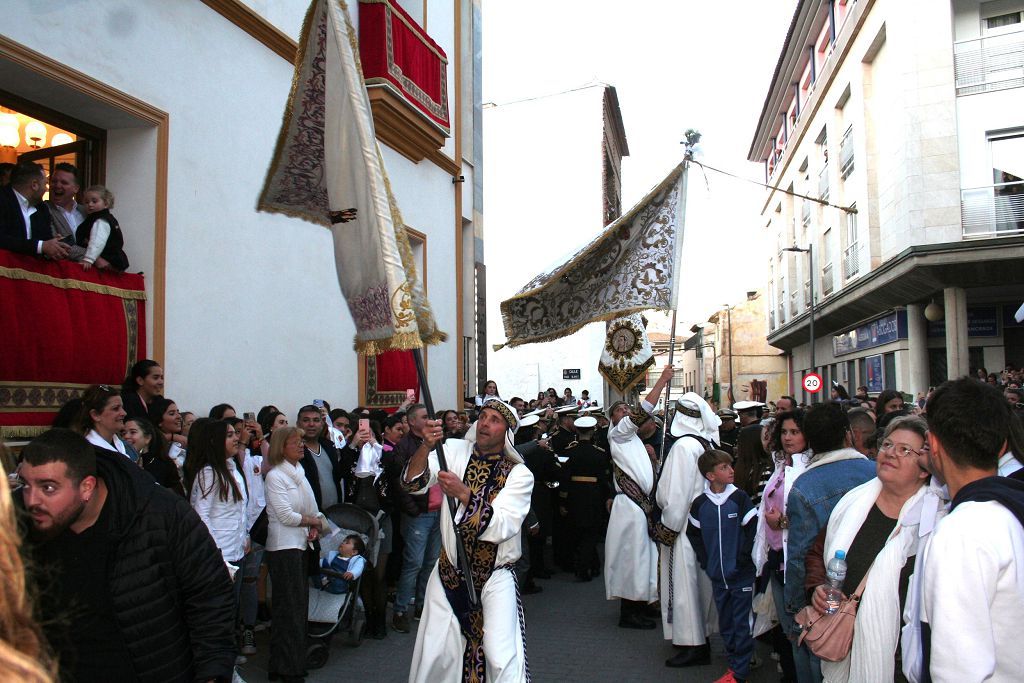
[794,571,869,662]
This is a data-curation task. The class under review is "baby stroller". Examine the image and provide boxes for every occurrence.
[306,503,380,669]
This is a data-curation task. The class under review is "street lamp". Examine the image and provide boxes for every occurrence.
[783,244,815,401]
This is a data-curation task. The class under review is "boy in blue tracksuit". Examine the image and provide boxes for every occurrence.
[686,450,758,683]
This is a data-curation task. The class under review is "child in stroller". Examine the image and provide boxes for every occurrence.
[319,535,366,594]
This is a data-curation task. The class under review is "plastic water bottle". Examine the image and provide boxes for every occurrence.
[824,550,847,614]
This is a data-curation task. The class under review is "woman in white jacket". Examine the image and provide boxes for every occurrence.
[184,418,249,576]
[752,408,810,682]
[804,416,945,683]
[264,426,325,682]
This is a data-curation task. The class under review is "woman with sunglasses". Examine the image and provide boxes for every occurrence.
[802,416,945,682]
[76,385,131,460]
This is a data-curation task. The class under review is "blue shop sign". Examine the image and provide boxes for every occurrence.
[865,354,884,393]
[927,306,999,338]
[833,311,908,357]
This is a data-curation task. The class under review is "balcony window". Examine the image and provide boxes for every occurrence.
[803,280,811,309]
[840,125,855,180]
[819,164,830,201]
[963,133,1024,235]
[822,262,835,296]
[802,200,812,228]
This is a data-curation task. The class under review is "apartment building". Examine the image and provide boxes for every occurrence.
[749,0,1024,401]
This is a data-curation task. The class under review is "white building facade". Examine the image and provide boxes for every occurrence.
[0,0,483,420]
[750,0,1024,402]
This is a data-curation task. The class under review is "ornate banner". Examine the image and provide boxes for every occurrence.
[258,0,445,354]
[0,252,146,438]
[598,314,655,394]
[497,163,687,349]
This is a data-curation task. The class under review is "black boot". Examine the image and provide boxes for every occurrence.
[664,641,711,667]
[618,599,657,630]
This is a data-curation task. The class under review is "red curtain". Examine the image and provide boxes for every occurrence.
[365,349,419,413]
[0,252,146,437]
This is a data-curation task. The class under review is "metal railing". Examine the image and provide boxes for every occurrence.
[822,262,835,296]
[803,280,811,309]
[954,31,1024,96]
[790,291,799,316]
[843,241,863,280]
[840,126,854,180]
[778,301,786,326]
[961,181,1024,236]
[819,165,829,201]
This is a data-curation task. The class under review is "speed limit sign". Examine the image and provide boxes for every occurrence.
[803,372,823,393]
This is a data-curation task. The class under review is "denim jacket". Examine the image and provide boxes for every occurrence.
[782,447,875,626]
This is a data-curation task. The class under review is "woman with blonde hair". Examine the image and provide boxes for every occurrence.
[1,460,55,683]
[264,426,325,682]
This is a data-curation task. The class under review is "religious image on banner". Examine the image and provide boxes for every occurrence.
[496,162,687,349]
[257,0,445,354]
[599,314,655,395]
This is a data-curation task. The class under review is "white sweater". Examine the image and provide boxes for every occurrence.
[265,461,319,552]
[190,461,248,563]
[920,500,1024,682]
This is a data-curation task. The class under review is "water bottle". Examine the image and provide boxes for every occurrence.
[824,550,847,614]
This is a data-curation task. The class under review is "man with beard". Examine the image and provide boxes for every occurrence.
[403,400,534,682]
[20,428,235,681]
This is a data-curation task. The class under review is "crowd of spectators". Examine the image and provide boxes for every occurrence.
[1,362,1022,682]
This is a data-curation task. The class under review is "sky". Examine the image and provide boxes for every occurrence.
[482,0,797,331]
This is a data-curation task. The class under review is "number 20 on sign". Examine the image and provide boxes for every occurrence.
[803,372,823,393]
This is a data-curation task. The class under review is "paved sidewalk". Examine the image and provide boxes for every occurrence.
[238,567,781,682]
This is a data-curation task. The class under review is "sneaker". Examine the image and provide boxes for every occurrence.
[241,627,257,656]
[712,670,737,683]
[392,611,410,633]
[414,604,423,621]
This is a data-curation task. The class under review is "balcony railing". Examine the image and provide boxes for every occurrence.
[778,301,786,326]
[843,241,864,280]
[769,309,776,330]
[961,181,1024,236]
[839,126,854,180]
[822,262,835,296]
[819,165,830,201]
[801,200,812,227]
[790,291,799,317]
[803,280,811,309]
[954,31,1024,96]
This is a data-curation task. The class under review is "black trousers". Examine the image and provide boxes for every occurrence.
[573,525,599,577]
[267,549,308,679]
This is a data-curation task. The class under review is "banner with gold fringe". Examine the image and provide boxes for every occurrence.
[598,314,655,394]
[496,162,686,349]
[257,0,445,354]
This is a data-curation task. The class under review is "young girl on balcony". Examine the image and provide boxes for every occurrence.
[76,185,129,271]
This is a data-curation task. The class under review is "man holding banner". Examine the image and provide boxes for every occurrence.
[402,400,533,683]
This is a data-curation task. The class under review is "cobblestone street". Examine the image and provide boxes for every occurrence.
[239,557,781,683]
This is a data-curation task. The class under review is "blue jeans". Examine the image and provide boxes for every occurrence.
[396,511,441,614]
[771,571,820,682]
[240,543,264,627]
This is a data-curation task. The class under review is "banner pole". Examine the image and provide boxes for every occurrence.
[411,347,478,606]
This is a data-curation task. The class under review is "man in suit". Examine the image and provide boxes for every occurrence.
[0,161,69,258]
[44,162,86,261]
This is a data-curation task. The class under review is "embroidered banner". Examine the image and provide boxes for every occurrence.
[598,314,655,394]
[497,163,687,349]
[365,349,419,412]
[0,252,146,438]
[258,0,445,354]
[358,0,450,133]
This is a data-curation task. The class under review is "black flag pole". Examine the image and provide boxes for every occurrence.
[411,347,478,607]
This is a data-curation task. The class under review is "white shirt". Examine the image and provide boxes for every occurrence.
[85,429,130,458]
[190,460,249,563]
[58,203,85,230]
[238,449,266,533]
[14,189,42,254]
[920,500,1024,682]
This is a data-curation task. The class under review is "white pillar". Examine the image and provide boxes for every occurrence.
[906,304,929,397]
[944,287,969,379]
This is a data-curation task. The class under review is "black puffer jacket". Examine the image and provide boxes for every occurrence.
[67,451,236,681]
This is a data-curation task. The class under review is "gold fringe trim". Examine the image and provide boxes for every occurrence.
[1,425,50,440]
[493,305,666,351]
[0,266,147,300]
[599,354,656,395]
